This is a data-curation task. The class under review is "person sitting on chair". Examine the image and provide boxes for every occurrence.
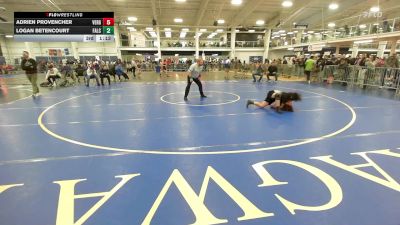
[246,90,301,113]
[85,66,100,87]
[252,62,264,82]
[60,63,77,84]
[75,63,86,83]
[99,64,111,86]
[115,62,129,81]
[45,63,62,86]
[267,62,278,81]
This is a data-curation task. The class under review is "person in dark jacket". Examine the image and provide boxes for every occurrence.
[75,63,86,83]
[21,51,39,97]
[267,63,278,81]
[99,64,111,86]
[246,90,301,113]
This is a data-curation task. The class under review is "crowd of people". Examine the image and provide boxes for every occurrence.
[15,50,400,98]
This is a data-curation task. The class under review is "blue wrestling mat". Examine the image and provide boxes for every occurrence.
[0,80,399,225]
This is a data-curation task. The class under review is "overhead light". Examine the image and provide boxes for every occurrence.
[293,30,298,33]
[288,47,294,50]
[293,22,297,25]
[359,24,367,29]
[280,33,286,36]
[182,28,189,32]
[308,31,314,34]
[249,29,255,32]
[127,27,136,31]
[373,23,379,26]
[174,18,183,23]
[146,27,153,31]
[235,29,240,32]
[328,3,338,10]
[256,20,265,25]
[199,28,207,32]
[217,19,225,24]
[5,35,13,38]
[164,28,172,31]
[370,6,380,12]
[287,32,294,34]
[231,0,242,5]
[120,21,132,25]
[279,30,285,33]
[328,22,336,28]
[128,17,138,21]
[216,29,223,33]
[282,1,293,7]
[136,53,142,56]
[175,0,186,2]
[354,39,373,44]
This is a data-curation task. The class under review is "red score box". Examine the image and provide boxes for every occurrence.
[103,18,114,26]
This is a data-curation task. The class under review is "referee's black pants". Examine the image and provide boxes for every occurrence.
[185,76,205,98]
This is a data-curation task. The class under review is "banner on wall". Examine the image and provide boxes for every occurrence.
[308,44,324,52]
[293,47,307,52]
[249,56,263,63]
[48,49,63,57]
[47,48,71,57]
[377,41,387,58]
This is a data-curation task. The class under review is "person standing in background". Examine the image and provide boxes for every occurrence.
[131,59,137,78]
[304,56,316,84]
[233,57,239,78]
[224,57,231,79]
[21,51,39,97]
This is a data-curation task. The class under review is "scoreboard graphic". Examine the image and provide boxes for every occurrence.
[14,12,115,42]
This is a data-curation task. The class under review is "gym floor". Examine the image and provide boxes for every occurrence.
[0,72,399,225]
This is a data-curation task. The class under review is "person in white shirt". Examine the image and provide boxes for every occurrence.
[131,59,137,77]
[85,66,100,87]
[224,57,231,79]
[45,63,62,86]
[184,59,207,101]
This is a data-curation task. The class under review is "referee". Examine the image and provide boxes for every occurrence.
[184,59,207,101]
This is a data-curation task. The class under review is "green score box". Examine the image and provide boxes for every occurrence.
[102,26,114,34]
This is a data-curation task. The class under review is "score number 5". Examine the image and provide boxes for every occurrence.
[103,18,114,26]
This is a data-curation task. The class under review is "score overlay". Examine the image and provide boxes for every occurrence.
[14,12,115,42]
